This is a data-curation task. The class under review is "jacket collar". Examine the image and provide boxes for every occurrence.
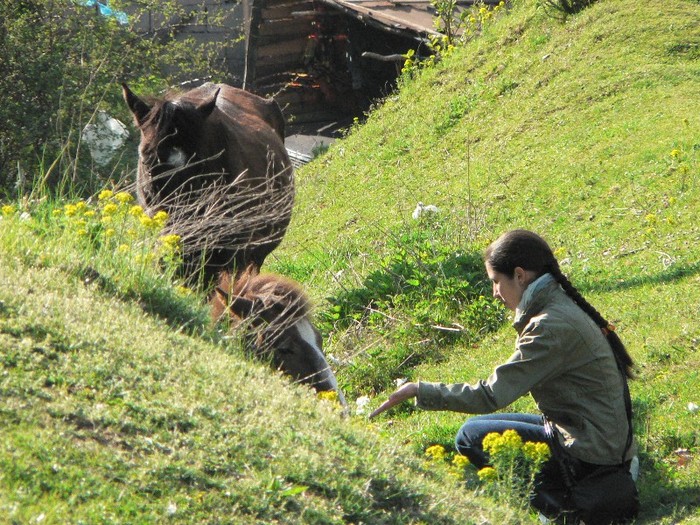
[513,273,558,333]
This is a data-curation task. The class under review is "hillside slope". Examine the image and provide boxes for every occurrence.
[274,0,700,522]
[1,0,698,523]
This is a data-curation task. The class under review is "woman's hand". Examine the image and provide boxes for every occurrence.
[369,382,419,419]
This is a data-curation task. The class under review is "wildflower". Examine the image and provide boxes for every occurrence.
[98,189,114,200]
[102,203,118,215]
[83,210,96,218]
[153,210,169,227]
[105,228,116,238]
[52,209,62,217]
[77,229,88,237]
[75,201,88,212]
[159,234,182,251]
[452,454,470,469]
[425,445,447,461]
[176,285,193,297]
[670,149,681,158]
[482,432,504,455]
[355,395,371,415]
[129,204,145,217]
[477,467,497,482]
[140,215,155,228]
[523,441,551,464]
[64,204,79,217]
[501,429,523,449]
[117,244,130,253]
[644,214,657,225]
[115,192,134,204]
[317,391,339,403]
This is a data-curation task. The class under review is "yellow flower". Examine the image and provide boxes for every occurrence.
[117,244,130,253]
[317,391,339,403]
[523,441,551,463]
[129,204,145,217]
[52,209,62,217]
[482,432,504,454]
[501,429,523,450]
[115,192,134,204]
[451,454,470,469]
[64,204,79,217]
[139,215,155,228]
[644,213,657,224]
[98,189,114,200]
[670,148,681,158]
[477,467,497,482]
[1,204,15,216]
[159,234,182,249]
[105,228,116,238]
[77,229,88,237]
[83,210,96,218]
[153,210,169,227]
[425,445,447,461]
[176,286,193,297]
[102,203,118,216]
[75,201,88,212]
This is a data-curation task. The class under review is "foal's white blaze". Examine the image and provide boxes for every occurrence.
[166,147,187,167]
[294,319,347,407]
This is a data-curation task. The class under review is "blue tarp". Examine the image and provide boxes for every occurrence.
[78,0,129,25]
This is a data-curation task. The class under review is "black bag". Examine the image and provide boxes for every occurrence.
[568,463,639,525]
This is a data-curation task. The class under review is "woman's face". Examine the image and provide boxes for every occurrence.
[485,262,534,311]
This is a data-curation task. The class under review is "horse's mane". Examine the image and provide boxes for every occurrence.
[217,267,311,320]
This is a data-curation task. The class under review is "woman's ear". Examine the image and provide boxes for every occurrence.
[513,266,527,285]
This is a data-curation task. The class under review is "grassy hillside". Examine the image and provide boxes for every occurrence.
[1,0,699,523]
[271,0,700,522]
[0,206,525,523]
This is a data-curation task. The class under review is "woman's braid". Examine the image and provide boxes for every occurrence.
[548,263,635,379]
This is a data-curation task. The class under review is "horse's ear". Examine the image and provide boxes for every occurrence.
[196,88,219,119]
[228,296,257,319]
[122,83,151,126]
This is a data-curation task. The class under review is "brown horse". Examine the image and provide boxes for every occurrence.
[211,266,347,406]
[122,82,294,285]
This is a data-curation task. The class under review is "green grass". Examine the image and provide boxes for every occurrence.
[1,0,700,522]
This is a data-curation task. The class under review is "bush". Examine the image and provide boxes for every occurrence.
[0,0,234,197]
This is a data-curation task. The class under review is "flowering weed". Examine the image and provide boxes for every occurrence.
[478,430,550,506]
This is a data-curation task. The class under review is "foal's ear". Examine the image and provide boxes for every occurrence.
[228,296,257,319]
[196,88,220,119]
[122,83,152,126]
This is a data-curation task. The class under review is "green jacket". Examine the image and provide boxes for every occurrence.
[417,275,633,465]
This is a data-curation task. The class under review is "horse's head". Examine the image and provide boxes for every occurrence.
[212,268,346,405]
[122,83,220,201]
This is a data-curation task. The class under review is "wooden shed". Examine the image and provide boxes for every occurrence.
[242,0,443,131]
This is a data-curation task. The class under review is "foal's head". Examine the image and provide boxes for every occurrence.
[212,267,345,403]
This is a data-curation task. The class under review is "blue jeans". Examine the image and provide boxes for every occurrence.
[455,413,551,469]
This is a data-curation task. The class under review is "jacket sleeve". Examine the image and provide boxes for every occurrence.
[416,317,569,413]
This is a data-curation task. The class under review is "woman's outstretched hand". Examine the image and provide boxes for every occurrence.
[368,382,419,419]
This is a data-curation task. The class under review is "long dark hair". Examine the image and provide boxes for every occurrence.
[485,229,634,379]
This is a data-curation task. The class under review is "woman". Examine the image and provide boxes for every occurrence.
[370,230,638,521]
